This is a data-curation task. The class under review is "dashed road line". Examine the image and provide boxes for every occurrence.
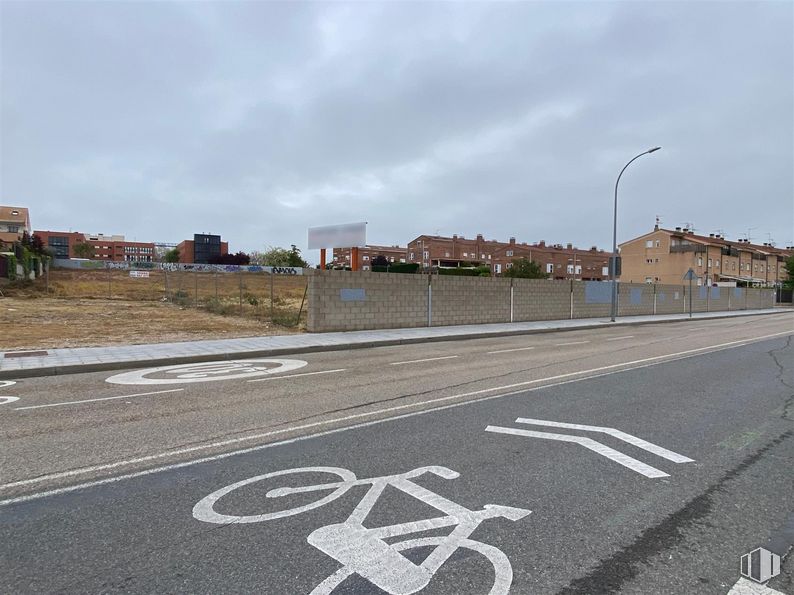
[487,346,536,355]
[389,355,459,366]
[13,389,184,411]
[555,341,591,346]
[606,336,634,342]
[248,369,346,382]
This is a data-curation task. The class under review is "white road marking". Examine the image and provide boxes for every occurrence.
[105,359,308,385]
[13,389,184,410]
[0,330,790,505]
[555,341,590,346]
[0,396,20,405]
[487,347,536,355]
[0,380,17,389]
[514,418,694,463]
[248,369,346,383]
[726,577,785,594]
[389,355,459,366]
[606,335,635,342]
[485,426,670,478]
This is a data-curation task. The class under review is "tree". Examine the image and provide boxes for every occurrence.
[208,251,251,265]
[371,255,389,267]
[784,255,794,290]
[253,245,308,268]
[502,258,548,279]
[164,248,180,263]
[72,242,94,259]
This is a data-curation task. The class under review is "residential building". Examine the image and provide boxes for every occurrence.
[405,233,611,280]
[331,245,407,271]
[619,225,792,287]
[176,234,229,264]
[0,206,31,247]
[34,230,156,262]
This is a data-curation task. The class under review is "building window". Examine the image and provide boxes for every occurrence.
[645,277,653,283]
[567,264,574,274]
[409,252,414,260]
[655,240,661,247]
[362,265,370,271]
[546,263,554,274]
[602,266,609,276]
[506,250,513,257]
[400,258,405,263]
[697,257,703,267]
[506,263,512,269]
[445,252,450,257]
[646,258,653,264]
[575,265,582,274]
[716,260,720,267]
[645,240,653,248]
[708,259,712,267]
[362,255,369,261]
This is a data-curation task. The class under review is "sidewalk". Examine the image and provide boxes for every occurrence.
[0,309,787,379]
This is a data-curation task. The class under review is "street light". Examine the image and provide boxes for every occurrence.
[610,146,661,322]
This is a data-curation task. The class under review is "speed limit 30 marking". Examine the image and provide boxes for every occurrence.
[105,359,309,386]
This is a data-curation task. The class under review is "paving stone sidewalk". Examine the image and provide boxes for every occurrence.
[0,308,786,379]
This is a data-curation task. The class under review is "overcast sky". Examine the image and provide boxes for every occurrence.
[2,1,792,262]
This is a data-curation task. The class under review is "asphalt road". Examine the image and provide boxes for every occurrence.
[1,312,793,594]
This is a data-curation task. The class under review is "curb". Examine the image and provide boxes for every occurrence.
[0,309,786,380]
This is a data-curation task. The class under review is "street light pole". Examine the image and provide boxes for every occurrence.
[610,146,661,322]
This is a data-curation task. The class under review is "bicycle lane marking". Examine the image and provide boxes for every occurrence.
[192,465,530,595]
[1,330,790,503]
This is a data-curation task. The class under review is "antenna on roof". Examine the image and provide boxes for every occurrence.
[766,233,776,247]
[744,227,757,242]
[655,215,661,226]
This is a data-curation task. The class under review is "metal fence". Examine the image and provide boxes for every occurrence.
[44,265,309,327]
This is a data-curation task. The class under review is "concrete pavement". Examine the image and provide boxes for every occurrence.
[0,307,785,379]
[2,327,792,594]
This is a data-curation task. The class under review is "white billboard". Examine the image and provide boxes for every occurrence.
[308,222,367,250]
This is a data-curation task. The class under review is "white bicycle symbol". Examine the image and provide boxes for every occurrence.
[193,466,531,594]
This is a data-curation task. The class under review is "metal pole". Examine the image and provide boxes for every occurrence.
[689,277,693,318]
[610,147,661,322]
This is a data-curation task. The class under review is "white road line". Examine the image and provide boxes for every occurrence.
[247,369,346,383]
[726,577,785,594]
[13,389,184,411]
[606,335,635,342]
[514,418,694,463]
[0,330,790,505]
[389,355,459,366]
[555,341,590,346]
[484,426,669,478]
[487,346,536,355]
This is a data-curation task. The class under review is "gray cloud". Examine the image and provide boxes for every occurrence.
[2,1,792,259]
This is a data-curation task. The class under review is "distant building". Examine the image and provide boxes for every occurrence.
[0,206,31,247]
[34,230,155,262]
[405,233,612,280]
[176,234,229,264]
[619,225,793,287]
[331,245,407,270]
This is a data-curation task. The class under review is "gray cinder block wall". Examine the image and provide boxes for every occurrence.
[306,270,775,332]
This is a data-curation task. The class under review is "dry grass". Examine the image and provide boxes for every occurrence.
[0,268,309,350]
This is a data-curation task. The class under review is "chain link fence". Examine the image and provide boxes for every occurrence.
[44,267,309,328]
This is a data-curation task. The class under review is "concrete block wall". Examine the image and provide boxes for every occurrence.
[654,285,686,315]
[571,281,611,319]
[431,276,511,326]
[307,271,776,332]
[514,279,571,321]
[617,283,655,316]
[307,270,428,332]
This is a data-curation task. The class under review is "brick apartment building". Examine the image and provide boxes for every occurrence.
[619,225,793,287]
[406,233,612,280]
[34,230,156,262]
[331,245,407,270]
[176,234,229,264]
[0,206,31,248]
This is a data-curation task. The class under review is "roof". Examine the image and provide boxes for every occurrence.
[0,206,30,226]
[622,227,793,256]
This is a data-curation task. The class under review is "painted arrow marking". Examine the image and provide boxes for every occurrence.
[485,418,694,479]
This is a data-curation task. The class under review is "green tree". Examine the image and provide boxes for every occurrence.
[72,242,94,259]
[164,248,180,263]
[502,258,548,279]
[784,255,794,290]
[253,245,308,267]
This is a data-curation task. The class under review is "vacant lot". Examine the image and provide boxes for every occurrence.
[0,268,309,351]
[0,297,301,351]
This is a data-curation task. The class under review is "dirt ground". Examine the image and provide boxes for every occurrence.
[0,297,301,351]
